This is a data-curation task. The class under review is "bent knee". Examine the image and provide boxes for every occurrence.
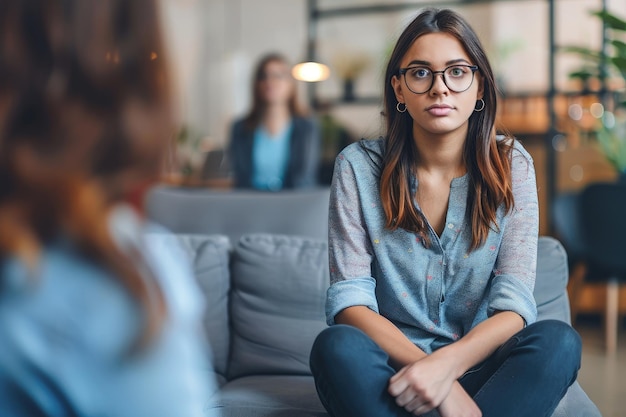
[310,325,369,368]
[532,320,581,367]
[533,320,581,348]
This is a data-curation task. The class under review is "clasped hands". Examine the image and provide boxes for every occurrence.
[387,349,482,417]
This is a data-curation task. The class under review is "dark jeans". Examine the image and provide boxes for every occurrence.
[309,320,581,417]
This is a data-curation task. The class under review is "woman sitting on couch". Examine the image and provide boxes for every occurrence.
[310,8,581,417]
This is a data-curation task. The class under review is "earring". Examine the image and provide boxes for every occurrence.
[474,99,485,112]
[396,102,407,113]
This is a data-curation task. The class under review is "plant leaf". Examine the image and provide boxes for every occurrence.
[612,39,626,57]
[561,45,602,61]
[597,119,626,172]
[593,10,626,32]
[569,69,599,80]
[611,56,626,80]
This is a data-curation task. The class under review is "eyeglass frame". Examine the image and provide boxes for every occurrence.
[397,64,479,94]
[257,71,292,82]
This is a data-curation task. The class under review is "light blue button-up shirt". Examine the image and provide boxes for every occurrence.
[0,205,219,417]
[252,121,293,191]
[327,138,539,353]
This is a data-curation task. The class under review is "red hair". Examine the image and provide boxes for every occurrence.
[0,0,173,349]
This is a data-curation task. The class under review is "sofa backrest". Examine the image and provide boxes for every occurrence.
[145,187,331,243]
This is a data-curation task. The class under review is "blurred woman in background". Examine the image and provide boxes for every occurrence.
[229,53,320,191]
[0,1,218,416]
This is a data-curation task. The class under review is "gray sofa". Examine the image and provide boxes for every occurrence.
[146,186,601,417]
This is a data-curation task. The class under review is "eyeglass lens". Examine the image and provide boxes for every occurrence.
[403,65,476,94]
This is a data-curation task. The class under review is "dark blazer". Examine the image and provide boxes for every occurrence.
[228,116,320,190]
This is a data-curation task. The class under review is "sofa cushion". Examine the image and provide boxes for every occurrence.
[534,236,571,324]
[228,234,329,379]
[214,375,328,417]
[146,233,231,384]
[552,381,602,417]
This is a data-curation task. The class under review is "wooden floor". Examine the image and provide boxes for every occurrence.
[576,317,626,417]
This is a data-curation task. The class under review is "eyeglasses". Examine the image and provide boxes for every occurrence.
[258,71,291,82]
[398,64,479,94]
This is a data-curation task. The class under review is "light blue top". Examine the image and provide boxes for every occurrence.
[327,138,539,353]
[0,205,219,417]
[252,121,293,190]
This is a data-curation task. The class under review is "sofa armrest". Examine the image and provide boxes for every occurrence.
[534,236,572,324]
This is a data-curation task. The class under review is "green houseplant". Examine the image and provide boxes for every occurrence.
[566,10,626,176]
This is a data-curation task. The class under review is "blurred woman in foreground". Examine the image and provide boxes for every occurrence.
[0,1,218,415]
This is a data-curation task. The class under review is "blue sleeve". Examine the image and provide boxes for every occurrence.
[488,143,539,326]
[326,149,379,325]
[100,231,220,417]
[0,235,220,417]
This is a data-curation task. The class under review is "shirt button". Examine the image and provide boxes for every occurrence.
[447,223,454,229]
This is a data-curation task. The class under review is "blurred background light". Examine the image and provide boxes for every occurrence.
[569,164,584,182]
[590,102,604,119]
[568,103,583,121]
[292,62,330,82]
[552,133,567,152]
[604,111,616,128]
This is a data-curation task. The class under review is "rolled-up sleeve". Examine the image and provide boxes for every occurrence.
[326,151,379,325]
[488,146,539,326]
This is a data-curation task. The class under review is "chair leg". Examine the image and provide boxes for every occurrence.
[605,280,619,355]
[567,262,587,325]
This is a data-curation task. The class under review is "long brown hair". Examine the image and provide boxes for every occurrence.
[244,53,305,129]
[380,8,514,250]
[0,0,172,348]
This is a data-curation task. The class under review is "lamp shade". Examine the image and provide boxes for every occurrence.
[292,62,330,82]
